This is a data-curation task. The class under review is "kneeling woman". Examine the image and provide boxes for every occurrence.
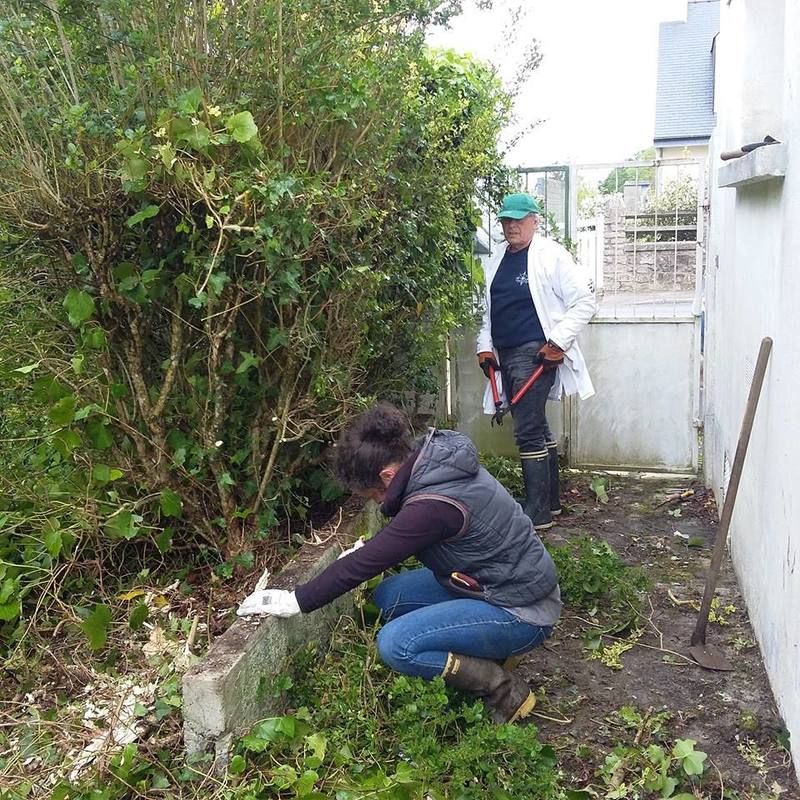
[238,404,561,724]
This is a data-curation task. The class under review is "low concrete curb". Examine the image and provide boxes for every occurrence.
[182,500,382,766]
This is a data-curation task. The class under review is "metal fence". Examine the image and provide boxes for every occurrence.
[573,158,706,321]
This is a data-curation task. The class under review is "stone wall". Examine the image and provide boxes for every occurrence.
[602,197,697,292]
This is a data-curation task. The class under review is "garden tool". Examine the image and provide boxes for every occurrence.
[487,365,504,423]
[688,337,772,671]
[491,363,545,426]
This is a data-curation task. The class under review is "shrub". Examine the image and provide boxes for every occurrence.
[0,1,516,648]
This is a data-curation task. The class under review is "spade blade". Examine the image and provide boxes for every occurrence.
[688,642,734,672]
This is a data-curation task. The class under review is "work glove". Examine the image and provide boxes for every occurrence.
[477,351,499,378]
[537,341,564,369]
[337,537,365,560]
[236,589,301,618]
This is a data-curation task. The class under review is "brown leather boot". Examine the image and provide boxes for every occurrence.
[441,653,536,724]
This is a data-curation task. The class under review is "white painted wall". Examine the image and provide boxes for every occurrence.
[704,0,800,773]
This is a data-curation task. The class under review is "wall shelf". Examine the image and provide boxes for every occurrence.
[717,143,787,188]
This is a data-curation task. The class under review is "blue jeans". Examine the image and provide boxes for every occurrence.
[373,568,552,680]
[498,340,557,452]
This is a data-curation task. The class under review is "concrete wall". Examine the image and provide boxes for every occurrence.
[182,501,384,767]
[704,0,800,772]
[575,320,699,472]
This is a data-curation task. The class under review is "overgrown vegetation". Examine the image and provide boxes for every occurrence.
[548,535,649,635]
[0,0,515,652]
[480,453,525,497]
[2,617,562,800]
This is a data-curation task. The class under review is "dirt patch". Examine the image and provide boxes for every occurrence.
[518,472,798,798]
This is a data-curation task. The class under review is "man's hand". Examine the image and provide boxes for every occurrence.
[537,341,565,368]
[237,589,301,618]
[477,351,499,378]
[337,538,365,560]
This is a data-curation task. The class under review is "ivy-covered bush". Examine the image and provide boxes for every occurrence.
[0,1,514,647]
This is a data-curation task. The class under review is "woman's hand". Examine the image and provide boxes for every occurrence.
[237,589,301,618]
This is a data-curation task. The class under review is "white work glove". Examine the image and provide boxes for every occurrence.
[236,589,301,618]
[336,538,365,560]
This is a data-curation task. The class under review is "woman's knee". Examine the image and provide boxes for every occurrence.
[372,574,402,617]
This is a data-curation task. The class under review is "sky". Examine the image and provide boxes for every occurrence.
[428,0,690,166]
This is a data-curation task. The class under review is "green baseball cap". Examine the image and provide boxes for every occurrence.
[497,193,541,219]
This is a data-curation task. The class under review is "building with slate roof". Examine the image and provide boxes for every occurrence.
[653,0,720,160]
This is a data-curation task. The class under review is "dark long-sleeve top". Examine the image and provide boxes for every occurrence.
[294,451,463,613]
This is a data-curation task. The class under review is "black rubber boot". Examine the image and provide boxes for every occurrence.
[520,451,554,530]
[546,441,562,517]
[442,653,536,724]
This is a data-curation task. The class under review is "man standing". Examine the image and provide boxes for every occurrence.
[477,193,596,530]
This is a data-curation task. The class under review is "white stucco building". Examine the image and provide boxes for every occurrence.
[704,0,799,772]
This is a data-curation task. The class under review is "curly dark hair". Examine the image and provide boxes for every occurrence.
[333,403,414,490]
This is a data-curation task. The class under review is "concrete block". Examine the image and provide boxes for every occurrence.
[717,144,787,188]
[182,500,383,766]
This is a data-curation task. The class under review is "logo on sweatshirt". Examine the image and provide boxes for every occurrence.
[515,272,529,286]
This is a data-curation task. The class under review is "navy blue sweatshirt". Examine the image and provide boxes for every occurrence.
[294,451,463,613]
[489,245,545,348]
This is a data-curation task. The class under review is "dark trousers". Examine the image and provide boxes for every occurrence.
[497,341,557,453]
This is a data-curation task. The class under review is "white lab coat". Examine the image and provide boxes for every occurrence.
[477,234,597,413]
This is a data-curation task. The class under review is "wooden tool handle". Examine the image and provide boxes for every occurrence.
[691,337,772,646]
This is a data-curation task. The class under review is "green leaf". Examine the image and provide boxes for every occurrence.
[52,428,81,457]
[63,288,95,327]
[70,355,85,375]
[266,328,288,350]
[48,395,76,427]
[92,464,123,485]
[33,375,68,403]
[295,770,319,796]
[171,116,212,150]
[105,510,138,539]
[86,417,113,449]
[82,603,112,650]
[82,327,107,349]
[156,527,173,554]
[236,351,261,374]
[673,738,707,776]
[13,362,39,374]
[176,86,203,115]
[43,520,62,557]
[126,204,160,227]
[207,270,229,297]
[225,111,258,143]
[219,472,235,487]
[660,776,678,797]
[160,489,183,518]
[590,476,609,504]
[75,402,103,421]
[0,599,21,622]
[671,739,697,759]
[680,749,707,776]
[305,732,327,765]
[129,603,149,631]
[123,158,150,181]
[228,754,246,775]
